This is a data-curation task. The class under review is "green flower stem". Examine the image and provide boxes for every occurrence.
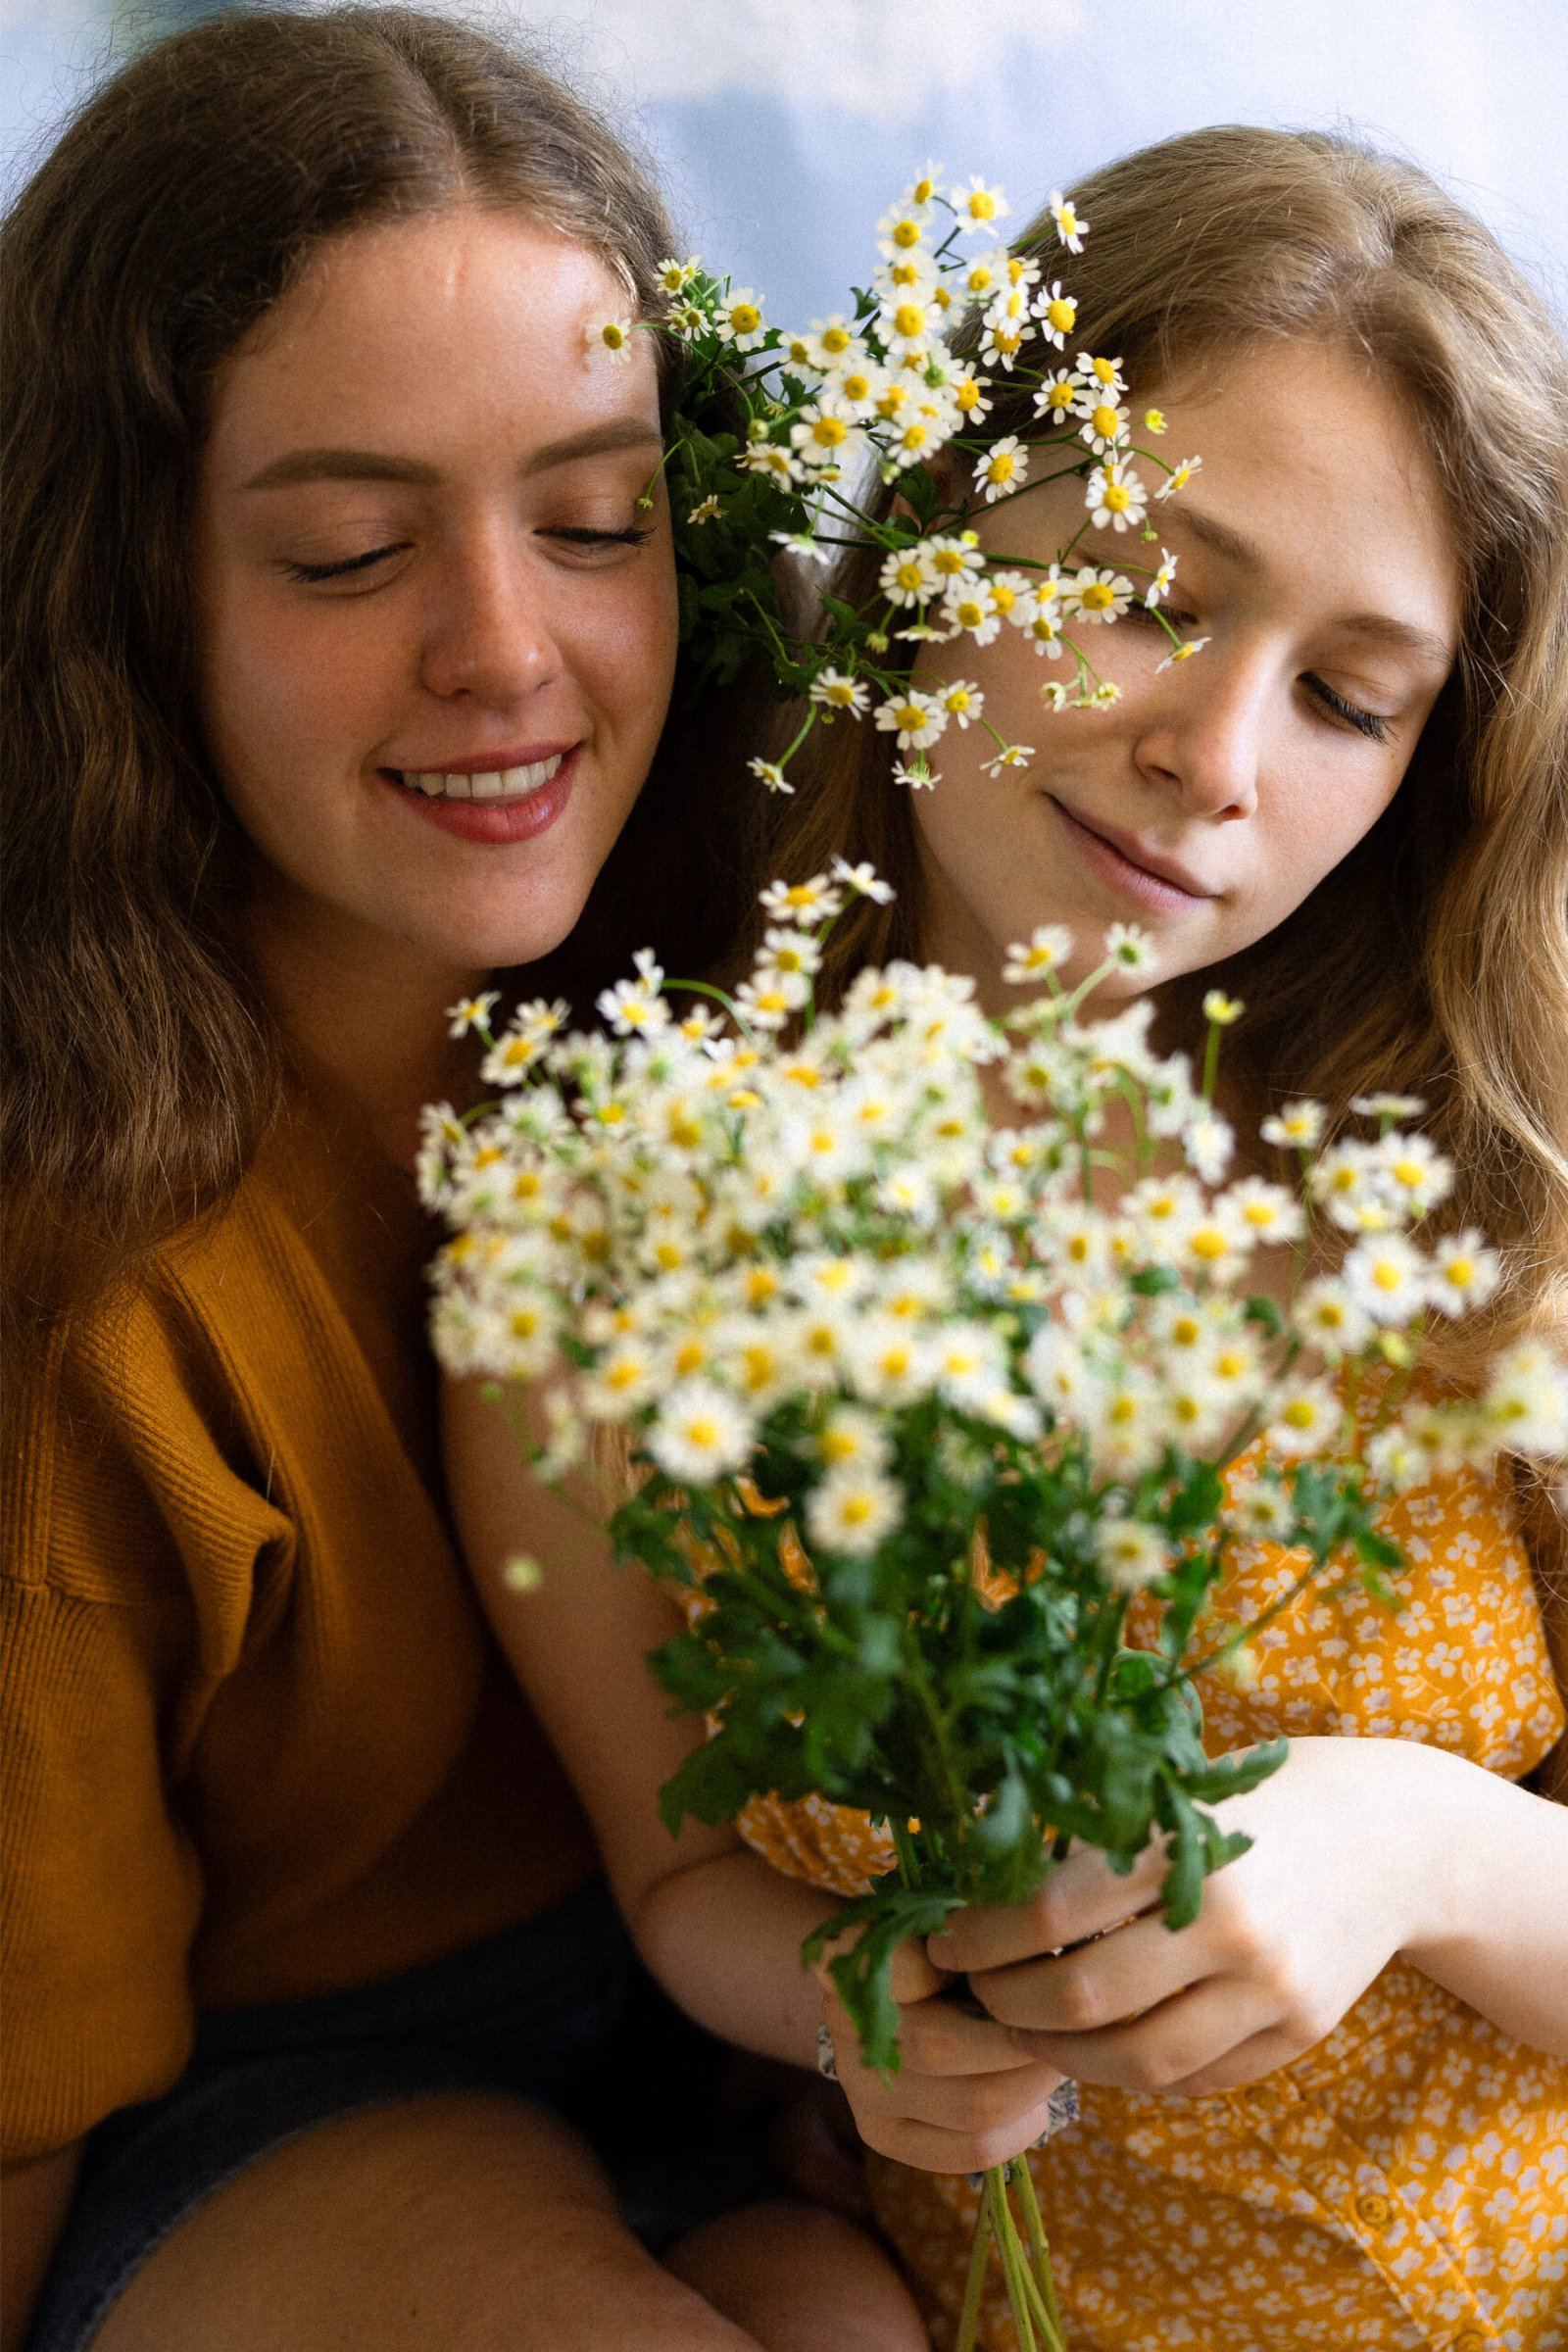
[955,2175,996,2352]
[1014,2154,1069,2349]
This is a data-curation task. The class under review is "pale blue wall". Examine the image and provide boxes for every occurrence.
[6,0,1564,329]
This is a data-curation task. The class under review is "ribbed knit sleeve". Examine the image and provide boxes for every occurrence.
[2,1290,290,2162]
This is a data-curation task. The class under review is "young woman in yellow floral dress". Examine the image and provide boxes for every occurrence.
[451,128,1568,2350]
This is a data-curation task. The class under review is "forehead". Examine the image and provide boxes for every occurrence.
[1151,340,1463,652]
[205,205,659,475]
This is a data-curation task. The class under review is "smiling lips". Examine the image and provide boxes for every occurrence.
[390,749,569,803]
[1047,795,1216,910]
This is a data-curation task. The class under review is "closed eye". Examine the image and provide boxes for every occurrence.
[1302,675,1394,744]
[284,543,408,583]
[540,525,655,550]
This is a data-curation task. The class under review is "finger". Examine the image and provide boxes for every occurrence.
[1004,1975,1280,2096]
[970,1906,1216,2036]
[822,1984,1044,2081]
[1148,2023,1309,2101]
[814,1933,951,2009]
[927,1842,1169,1975]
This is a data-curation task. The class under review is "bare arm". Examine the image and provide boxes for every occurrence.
[443,1376,831,2068]
[443,1379,1069,2173]
[1,2142,82,2352]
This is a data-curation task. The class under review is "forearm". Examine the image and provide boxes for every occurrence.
[628,1845,837,2070]
[1401,1740,1568,2054]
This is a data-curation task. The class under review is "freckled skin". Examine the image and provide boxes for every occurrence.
[907,342,1463,1012]
[193,207,678,982]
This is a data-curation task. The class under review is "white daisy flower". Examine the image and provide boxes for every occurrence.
[447,992,499,1039]
[1427,1231,1502,1315]
[1292,1274,1374,1356]
[1048,190,1088,252]
[1102,920,1156,972]
[937,681,985,728]
[1482,1341,1568,1454]
[1033,279,1078,349]
[1155,454,1203,500]
[1066,566,1135,623]
[1157,638,1210,670]
[806,1466,904,1557]
[1033,367,1083,426]
[1095,1516,1171,1591]
[1268,1378,1343,1456]
[874,689,949,751]
[879,542,942,609]
[1143,550,1179,608]
[830,855,895,904]
[647,1379,755,1485]
[981,743,1036,777]
[952,175,1009,228]
[760,874,843,923]
[808,668,870,719]
[941,580,1002,644]
[1343,1233,1428,1325]
[1260,1099,1327,1151]
[716,288,766,350]
[747,758,793,794]
[1076,394,1131,456]
[974,434,1029,504]
[1086,460,1148,532]
[950,370,994,426]
[588,317,636,366]
[1004,924,1074,983]
[818,1404,892,1474]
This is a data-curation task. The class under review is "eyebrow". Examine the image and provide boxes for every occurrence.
[241,418,664,492]
[1171,501,1454,670]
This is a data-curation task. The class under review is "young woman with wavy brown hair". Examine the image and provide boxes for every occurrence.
[0,13,902,2349]
[451,128,1568,2351]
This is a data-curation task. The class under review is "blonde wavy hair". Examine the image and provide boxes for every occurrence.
[756,126,1568,1384]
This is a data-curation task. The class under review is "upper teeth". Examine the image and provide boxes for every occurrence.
[400,754,564,801]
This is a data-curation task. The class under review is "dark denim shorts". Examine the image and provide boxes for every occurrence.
[26,1877,753,2352]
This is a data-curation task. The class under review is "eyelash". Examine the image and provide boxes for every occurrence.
[283,524,654,585]
[1131,604,1395,744]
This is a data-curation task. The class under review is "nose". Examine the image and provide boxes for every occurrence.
[418,524,564,708]
[1131,642,1264,822]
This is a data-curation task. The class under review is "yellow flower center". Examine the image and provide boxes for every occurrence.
[1046,297,1075,332]
[821,323,851,353]
[1080,582,1115,612]
[891,218,921,248]
[1102,481,1131,511]
[841,370,873,403]
[956,378,982,411]
[685,1416,718,1448]
[841,1494,875,1526]
[988,452,1017,483]
[1092,403,1121,439]
[1445,1256,1474,1287]
[1047,382,1075,411]
[894,303,927,338]
[729,302,761,335]
[1282,1398,1316,1429]
[1190,1228,1229,1259]
[674,1340,707,1375]
[894,561,926,593]
[946,688,972,713]
[811,415,848,447]
[968,191,998,220]
[990,582,1016,614]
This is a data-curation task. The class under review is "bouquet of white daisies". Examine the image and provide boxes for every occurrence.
[421,866,1564,2352]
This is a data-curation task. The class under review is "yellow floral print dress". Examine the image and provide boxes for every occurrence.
[728,1451,1568,2352]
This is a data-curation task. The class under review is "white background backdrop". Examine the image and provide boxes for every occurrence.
[5,0,1564,326]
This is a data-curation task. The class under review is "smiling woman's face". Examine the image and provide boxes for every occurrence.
[907,339,1463,1010]
[193,205,677,982]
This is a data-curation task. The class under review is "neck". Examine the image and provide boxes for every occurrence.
[245,880,483,1173]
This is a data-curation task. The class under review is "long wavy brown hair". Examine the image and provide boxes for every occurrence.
[755,127,1568,1379]
[2,5,760,1349]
